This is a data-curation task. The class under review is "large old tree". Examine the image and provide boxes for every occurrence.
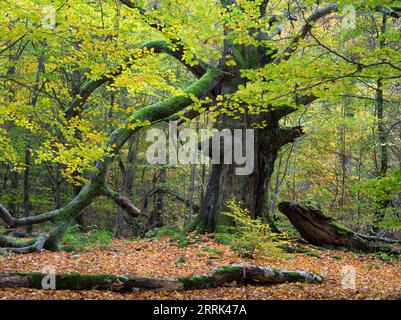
[0,0,400,252]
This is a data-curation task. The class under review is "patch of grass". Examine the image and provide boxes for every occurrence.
[171,234,190,248]
[375,252,394,262]
[215,231,256,258]
[365,263,383,269]
[62,225,113,252]
[214,232,236,246]
[304,251,322,259]
[232,242,256,258]
[144,225,181,239]
[201,246,223,256]
[294,282,305,289]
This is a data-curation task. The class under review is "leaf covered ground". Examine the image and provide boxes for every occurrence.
[0,235,400,300]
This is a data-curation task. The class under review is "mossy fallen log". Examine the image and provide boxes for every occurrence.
[278,201,400,254]
[0,265,323,292]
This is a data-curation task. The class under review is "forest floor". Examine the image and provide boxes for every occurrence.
[0,234,400,300]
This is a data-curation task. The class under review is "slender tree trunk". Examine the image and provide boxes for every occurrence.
[188,164,196,226]
[74,185,85,230]
[373,77,390,232]
[372,14,390,233]
[55,164,62,209]
[21,144,32,234]
[116,133,139,236]
[8,170,19,219]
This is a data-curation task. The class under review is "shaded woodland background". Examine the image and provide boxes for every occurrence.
[0,0,400,257]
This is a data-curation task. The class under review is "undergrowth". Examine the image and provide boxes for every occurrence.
[62,225,114,252]
[217,198,289,258]
[144,225,190,248]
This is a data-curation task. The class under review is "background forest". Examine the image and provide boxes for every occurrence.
[0,0,400,300]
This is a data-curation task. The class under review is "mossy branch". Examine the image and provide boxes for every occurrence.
[106,67,223,153]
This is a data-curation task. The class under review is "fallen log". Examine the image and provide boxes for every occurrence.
[278,201,400,254]
[0,265,323,292]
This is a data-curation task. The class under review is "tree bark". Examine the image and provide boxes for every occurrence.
[372,14,390,233]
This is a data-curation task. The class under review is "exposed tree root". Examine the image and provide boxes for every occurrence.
[0,265,323,292]
[278,201,400,254]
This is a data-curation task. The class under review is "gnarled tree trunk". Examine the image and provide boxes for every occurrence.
[193,111,305,233]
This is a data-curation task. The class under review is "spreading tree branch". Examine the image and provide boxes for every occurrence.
[0,204,59,228]
[119,0,209,76]
[105,67,224,153]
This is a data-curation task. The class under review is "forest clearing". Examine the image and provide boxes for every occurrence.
[1,234,401,300]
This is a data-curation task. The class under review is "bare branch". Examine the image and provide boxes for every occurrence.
[100,186,144,218]
[274,4,339,64]
[0,204,59,228]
